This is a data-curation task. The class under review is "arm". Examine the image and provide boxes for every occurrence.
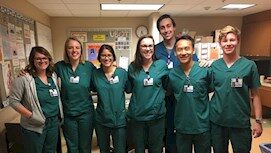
[12,104,32,119]
[9,77,32,118]
[250,88,263,138]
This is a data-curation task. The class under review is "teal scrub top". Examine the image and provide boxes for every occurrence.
[35,77,59,118]
[127,59,169,121]
[92,67,128,128]
[55,61,96,116]
[210,57,261,128]
[169,62,210,134]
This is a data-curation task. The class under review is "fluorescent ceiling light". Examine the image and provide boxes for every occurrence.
[222,4,255,10]
[101,4,164,11]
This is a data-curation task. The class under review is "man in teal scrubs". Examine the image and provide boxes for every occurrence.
[168,35,211,153]
[210,25,263,153]
[55,37,96,153]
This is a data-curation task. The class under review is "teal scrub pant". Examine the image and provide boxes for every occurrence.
[176,131,211,153]
[129,117,165,153]
[21,116,59,153]
[211,122,252,153]
[95,123,126,153]
[63,111,94,153]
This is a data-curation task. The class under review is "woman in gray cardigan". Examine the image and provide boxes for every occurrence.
[9,46,63,153]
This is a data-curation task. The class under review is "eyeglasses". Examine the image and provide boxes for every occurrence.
[34,57,49,62]
[100,54,113,59]
[140,44,154,49]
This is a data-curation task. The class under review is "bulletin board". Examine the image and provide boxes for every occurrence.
[35,21,53,57]
[0,5,36,108]
[69,28,131,69]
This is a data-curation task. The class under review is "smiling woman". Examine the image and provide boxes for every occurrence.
[8,46,63,153]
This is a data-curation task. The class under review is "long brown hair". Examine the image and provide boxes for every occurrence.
[132,35,155,72]
[25,46,54,77]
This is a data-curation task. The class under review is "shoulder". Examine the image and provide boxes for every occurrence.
[55,60,66,68]
[155,42,165,53]
[116,67,127,73]
[83,61,96,69]
[155,41,164,48]
[154,59,167,66]
[240,57,254,64]
[14,74,32,85]
[212,58,223,66]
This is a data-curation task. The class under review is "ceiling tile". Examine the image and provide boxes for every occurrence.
[33,4,67,10]
[62,0,99,3]
[66,4,99,10]
[25,0,271,17]
[42,9,72,17]
[27,0,63,4]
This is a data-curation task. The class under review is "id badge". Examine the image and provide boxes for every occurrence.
[183,85,194,92]
[231,78,243,87]
[49,89,58,97]
[167,61,173,69]
[143,78,153,86]
[109,76,119,84]
[70,76,80,83]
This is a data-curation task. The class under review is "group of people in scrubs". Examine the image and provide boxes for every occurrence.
[9,13,262,153]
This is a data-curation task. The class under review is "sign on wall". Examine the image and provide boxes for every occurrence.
[69,28,132,68]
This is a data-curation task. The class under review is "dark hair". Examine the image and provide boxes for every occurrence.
[25,46,54,77]
[156,14,176,31]
[97,44,116,62]
[132,35,155,72]
[63,37,84,63]
[175,35,195,48]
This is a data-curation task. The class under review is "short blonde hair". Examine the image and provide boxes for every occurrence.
[63,37,85,63]
[219,25,241,42]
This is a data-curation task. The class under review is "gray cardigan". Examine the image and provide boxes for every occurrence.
[9,73,63,134]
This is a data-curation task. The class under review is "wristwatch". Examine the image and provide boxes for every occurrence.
[255,118,263,124]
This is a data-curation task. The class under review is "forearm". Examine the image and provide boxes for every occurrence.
[13,104,32,118]
[251,89,262,119]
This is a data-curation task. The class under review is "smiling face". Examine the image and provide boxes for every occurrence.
[175,39,194,65]
[219,32,239,56]
[66,39,82,62]
[139,37,154,61]
[158,18,176,41]
[99,48,114,68]
[34,52,49,72]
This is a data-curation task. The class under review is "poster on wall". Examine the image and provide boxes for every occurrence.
[1,25,12,60]
[35,22,52,55]
[71,31,88,43]
[85,43,115,67]
[15,26,26,59]
[195,42,223,61]
[0,34,3,62]
[23,23,30,44]
[70,28,132,68]
[2,61,13,97]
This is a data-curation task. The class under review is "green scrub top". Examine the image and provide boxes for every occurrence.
[169,62,210,134]
[127,59,169,121]
[55,61,96,116]
[210,57,261,128]
[92,67,128,128]
[35,77,59,118]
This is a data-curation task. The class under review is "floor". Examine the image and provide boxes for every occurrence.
[60,118,271,153]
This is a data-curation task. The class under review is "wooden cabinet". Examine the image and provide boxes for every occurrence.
[259,86,271,108]
[240,10,271,57]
